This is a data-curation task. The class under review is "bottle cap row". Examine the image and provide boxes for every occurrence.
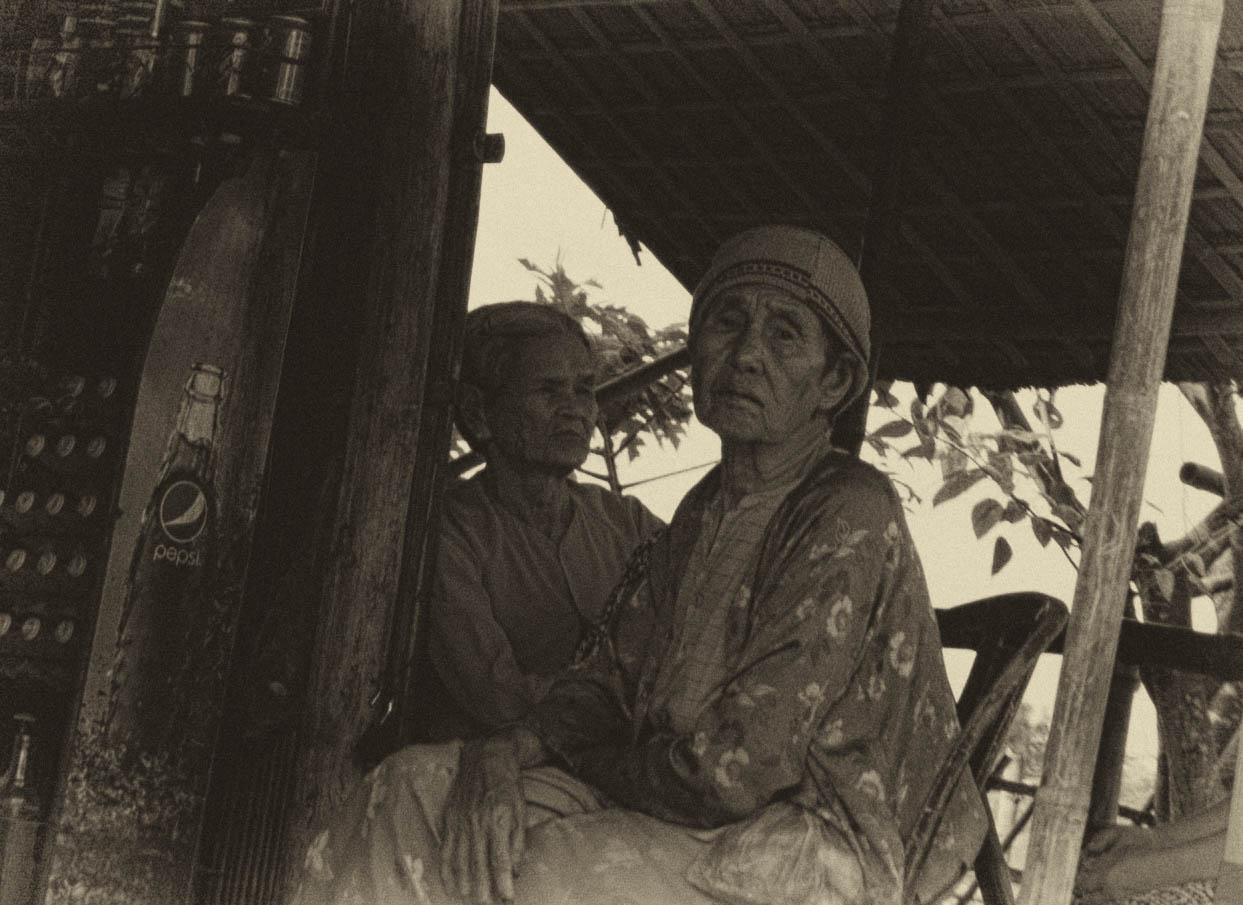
[0,613,76,645]
[24,373,120,425]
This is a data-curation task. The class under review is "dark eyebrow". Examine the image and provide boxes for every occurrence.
[769,311,806,336]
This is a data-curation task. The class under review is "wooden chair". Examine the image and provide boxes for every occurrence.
[905,592,1071,905]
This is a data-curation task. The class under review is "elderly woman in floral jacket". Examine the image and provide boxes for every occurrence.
[291,226,987,905]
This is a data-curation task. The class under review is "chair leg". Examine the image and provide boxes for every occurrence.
[973,807,1016,905]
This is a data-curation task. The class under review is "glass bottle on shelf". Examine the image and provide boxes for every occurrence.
[0,713,42,905]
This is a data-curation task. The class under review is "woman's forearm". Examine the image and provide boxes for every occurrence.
[1149,800,1230,848]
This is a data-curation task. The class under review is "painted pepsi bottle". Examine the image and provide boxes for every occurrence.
[109,363,222,757]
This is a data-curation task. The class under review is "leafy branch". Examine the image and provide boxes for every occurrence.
[864,385,1086,575]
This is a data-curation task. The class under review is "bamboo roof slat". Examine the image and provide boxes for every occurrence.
[510,10,726,242]
[494,0,1243,387]
[693,0,1003,310]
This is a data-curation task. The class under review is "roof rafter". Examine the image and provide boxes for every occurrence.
[622,2,920,306]
[680,0,976,308]
[491,52,704,270]
[507,8,725,250]
[997,0,1243,311]
[752,0,1048,310]
[560,3,793,239]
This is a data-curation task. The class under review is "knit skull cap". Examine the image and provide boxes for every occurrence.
[689,225,872,405]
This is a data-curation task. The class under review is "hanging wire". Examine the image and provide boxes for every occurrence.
[621,459,718,491]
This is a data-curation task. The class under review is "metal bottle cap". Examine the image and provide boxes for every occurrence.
[36,551,56,575]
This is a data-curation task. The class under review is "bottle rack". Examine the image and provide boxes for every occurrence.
[0,370,122,692]
[0,0,327,158]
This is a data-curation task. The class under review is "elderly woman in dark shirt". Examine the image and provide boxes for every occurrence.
[418,302,662,739]
[291,226,986,905]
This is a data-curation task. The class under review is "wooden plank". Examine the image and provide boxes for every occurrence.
[278,0,496,879]
[389,0,501,751]
[1017,2,1225,903]
[42,147,317,905]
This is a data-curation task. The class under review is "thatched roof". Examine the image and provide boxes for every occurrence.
[493,0,1243,389]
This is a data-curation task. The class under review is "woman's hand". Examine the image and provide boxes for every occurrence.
[440,734,527,904]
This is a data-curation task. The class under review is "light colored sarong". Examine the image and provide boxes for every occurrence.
[289,742,722,905]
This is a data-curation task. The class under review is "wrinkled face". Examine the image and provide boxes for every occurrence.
[691,283,852,446]
[484,332,598,473]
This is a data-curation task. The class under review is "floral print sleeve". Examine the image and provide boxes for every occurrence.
[572,467,905,824]
[528,456,986,903]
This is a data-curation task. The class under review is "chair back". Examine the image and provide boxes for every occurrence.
[904,592,1070,904]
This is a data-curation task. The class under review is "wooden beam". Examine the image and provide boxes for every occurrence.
[389,0,502,758]
[280,0,492,877]
[1017,2,1224,904]
[622,5,863,246]
[493,56,705,270]
[834,0,935,457]
[509,8,724,246]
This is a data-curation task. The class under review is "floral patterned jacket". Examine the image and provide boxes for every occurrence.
[524,450,987,904]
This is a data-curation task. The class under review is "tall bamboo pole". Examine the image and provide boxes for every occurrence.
[1016,1,1223,903]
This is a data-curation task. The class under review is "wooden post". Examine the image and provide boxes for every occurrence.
[1086,664,1140,831]
[1016,1,1223,903]
[281,0,498,875]
[389,0,501,752]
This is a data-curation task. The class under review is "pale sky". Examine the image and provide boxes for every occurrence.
[468,88,1227,759]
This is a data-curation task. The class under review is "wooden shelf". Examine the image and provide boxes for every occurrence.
[0,92,325,160]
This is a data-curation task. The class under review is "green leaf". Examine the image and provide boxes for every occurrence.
[1002,501,1026,523]
[868,420,914,440]
[932,469,987,507]
[991,536,1013,575]
[971,498,1006,539]
[900,444,933,461]
[1058,450,1082,468]
[1031,518,1052,547]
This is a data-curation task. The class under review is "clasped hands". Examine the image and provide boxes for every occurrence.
[440,733,528,905]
